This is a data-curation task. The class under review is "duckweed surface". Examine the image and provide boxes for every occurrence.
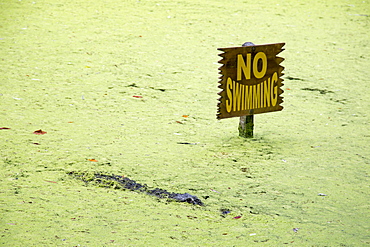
[1,0,369,246]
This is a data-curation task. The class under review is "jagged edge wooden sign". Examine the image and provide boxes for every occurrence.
[217,43,285,119]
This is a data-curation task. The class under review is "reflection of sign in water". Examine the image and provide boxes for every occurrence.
[217,43,285,119]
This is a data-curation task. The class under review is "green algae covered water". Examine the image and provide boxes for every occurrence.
[0,0,369,245]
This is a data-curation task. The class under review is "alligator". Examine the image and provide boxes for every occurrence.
[68,171,204,206]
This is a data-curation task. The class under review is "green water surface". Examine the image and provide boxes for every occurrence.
[0,0,369,246]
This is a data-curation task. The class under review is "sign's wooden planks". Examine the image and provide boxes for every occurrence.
[217,43,285,119]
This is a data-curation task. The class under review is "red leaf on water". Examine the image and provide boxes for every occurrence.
[133,95,143,98]
[233,216,242,219]
[0,127,11,130]
[88,159,98,162]
[33,129,47,135]
[45,180,57,183]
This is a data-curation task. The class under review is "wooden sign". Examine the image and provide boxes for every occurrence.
[217,43,285,119]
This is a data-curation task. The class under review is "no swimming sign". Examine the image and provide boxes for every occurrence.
[217,43,285,120]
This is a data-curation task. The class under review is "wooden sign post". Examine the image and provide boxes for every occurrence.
[217,42,285,137]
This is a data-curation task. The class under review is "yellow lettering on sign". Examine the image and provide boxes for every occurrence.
[271,72,278,106]
[237,54,251,80]
[225,72,280,114]
[253,84,261,109]
[226,77,233,112]
[233,80,242,111]
[241,84,245,111]
[253,52,267,79]
[260,81,264,108]
[263,78,271,107]
[245,84,253,110]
